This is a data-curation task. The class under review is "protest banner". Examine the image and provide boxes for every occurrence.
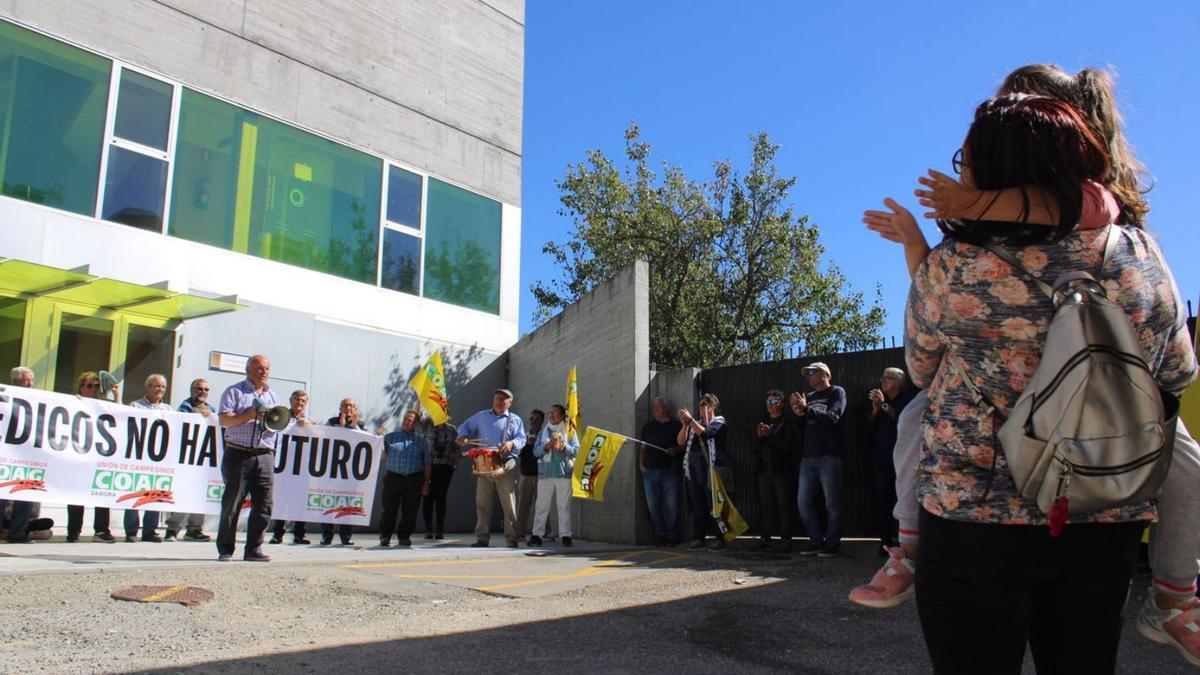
[0,384,223,514]
[0,385,382,525]
[269,423,381,526]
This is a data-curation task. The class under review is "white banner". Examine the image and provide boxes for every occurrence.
[268,424,380,527]
[0,384,223,514]
[0,385,382,526]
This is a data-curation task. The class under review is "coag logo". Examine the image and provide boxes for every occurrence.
[0,466,46,493]
[95,470,175,508]
[205,484,252,510]
[307,493,365,518]
[578,434,607,494]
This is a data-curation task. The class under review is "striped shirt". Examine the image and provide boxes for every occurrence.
[218,379,281,449]
[130,398,171,411]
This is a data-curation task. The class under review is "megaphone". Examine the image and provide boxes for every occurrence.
[98,370,118,396]
[262,405,292,433]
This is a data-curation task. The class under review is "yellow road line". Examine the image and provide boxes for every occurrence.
[389,573,556,580]
[343,558,502,570]
[141,585,186,602]
[475,551,688,592]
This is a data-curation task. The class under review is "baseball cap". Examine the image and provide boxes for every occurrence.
[493,388,513,399]
[804,362,831,377]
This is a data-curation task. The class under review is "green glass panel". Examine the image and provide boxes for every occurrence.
[387,165,421,229]
[423,178,501,314]
[0,21,109,215]
[114,69,171,151]
[381,228,420,296]
[169,89,382,284]
[0,259,93,294]
[53,313,112,395]
[43,278,171,308]
[0,296,26,374]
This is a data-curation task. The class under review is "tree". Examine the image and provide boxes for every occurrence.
[531,124,885,368]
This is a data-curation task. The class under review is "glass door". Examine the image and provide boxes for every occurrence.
[0,296,27,375]
[51,311,114,395]
[121,322,175,404]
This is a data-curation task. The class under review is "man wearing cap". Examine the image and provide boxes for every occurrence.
[790,361,847,558]
[456,389,527,548]
[868,367,912,555]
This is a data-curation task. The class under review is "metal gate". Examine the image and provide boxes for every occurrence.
[699,347,912,540]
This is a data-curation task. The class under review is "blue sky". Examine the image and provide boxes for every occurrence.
[519,1,1199,344]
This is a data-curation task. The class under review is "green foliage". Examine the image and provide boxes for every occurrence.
[532,124,886,368]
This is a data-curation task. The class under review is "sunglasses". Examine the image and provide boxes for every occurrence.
[83,382,100,390]
[766,398,783,405]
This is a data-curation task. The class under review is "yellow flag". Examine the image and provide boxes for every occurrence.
[565,366,581,437]
[408,351,450,425]
[710,466,749,541]
[572,426,625,501]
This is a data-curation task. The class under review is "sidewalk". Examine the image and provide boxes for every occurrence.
[0,532,637,576]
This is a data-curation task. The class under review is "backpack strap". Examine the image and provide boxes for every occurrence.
[984,225,1118,301]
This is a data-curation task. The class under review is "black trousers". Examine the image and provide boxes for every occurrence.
[915,508,1143,675]
[685,465,717,541]
[216,449,273,557]
[871,448,899,546]
[379,471,424,540]
[321,522,353,542]
[273,520,307,539]
[756,471,793,542]
[67,505,111,537]
[422,464,454,534]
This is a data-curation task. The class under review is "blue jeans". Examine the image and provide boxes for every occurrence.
[2,499,34,541]
[123,509,161,539]
[796,455,843,551]
[642,468,682,540]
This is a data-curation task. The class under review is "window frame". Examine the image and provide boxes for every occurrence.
[94,62,181,234]
[378,162,427,296]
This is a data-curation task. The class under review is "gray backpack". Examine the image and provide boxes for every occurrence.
[971,227,1178,526]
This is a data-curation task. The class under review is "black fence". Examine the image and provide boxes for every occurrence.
[700,347,915,540]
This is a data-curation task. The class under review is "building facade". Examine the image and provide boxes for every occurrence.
[0,1,524,425]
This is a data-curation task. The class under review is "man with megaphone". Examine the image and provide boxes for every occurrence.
[215,355,280,562]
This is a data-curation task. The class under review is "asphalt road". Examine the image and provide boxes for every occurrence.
[0,537,1190,674]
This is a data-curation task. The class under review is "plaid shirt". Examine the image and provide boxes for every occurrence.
[219,379,281,449]
[382,430,430,475]
[422,422,459,466]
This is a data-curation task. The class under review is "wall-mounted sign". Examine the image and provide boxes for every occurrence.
[208,351,249,374]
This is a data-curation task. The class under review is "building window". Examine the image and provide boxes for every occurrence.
[380,228,421,296]
[380,165,423,296]
[168,89,382,284]
[386,165,422,230]
[0,21,109,216]
[423,178,501,314]
[100,68,174,233]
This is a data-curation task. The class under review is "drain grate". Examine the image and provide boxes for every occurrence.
[111,585,214,606]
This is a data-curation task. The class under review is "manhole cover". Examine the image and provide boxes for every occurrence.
[111,585,214,606]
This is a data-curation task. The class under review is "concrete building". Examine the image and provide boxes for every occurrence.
[0,1,523,422]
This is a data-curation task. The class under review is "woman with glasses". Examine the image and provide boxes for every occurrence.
[66,372,116,543]
[899,96,1193,673]
[753,389,800,553]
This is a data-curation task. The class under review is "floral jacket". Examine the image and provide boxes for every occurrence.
[905,225,1197,525]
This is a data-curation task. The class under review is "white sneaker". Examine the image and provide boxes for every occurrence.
[1135,593,1200,668]
[163,532,178,542]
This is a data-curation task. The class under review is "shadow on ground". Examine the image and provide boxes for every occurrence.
[127,540,1188,674]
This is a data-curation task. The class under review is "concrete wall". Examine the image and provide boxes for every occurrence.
[2,0,524,205]
[506,261,651,544]
[648,368,700,419]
